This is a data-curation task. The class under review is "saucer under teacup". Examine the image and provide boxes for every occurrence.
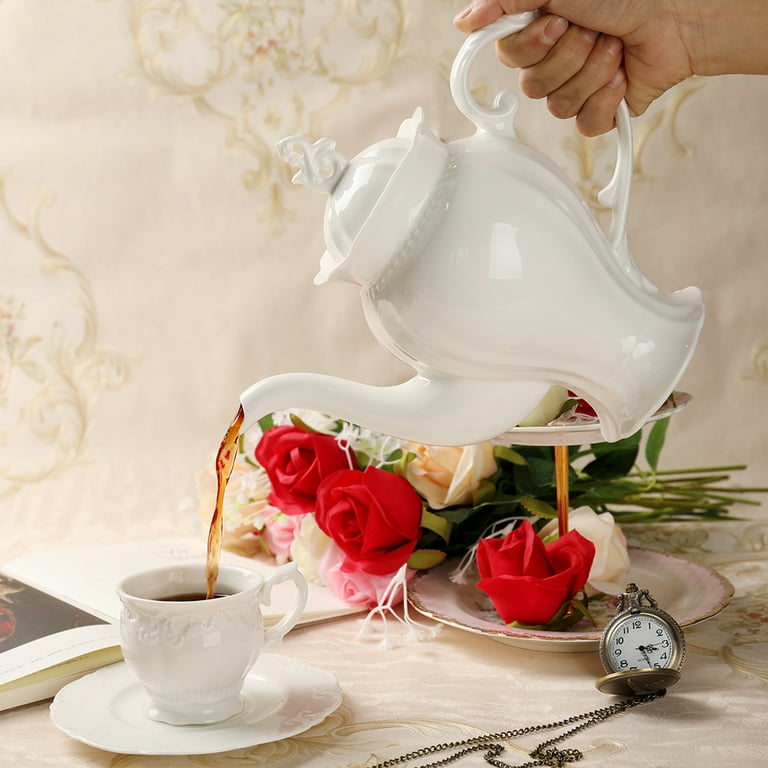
[50,654,341,755]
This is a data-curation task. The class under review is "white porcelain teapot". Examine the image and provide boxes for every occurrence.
[240,13,704,445]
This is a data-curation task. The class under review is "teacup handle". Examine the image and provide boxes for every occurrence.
[450,13,633,268]
[260,562,309,649]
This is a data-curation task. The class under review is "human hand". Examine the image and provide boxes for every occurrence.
[454,0,697,136]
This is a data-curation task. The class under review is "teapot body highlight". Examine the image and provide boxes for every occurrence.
[240,14,704,446]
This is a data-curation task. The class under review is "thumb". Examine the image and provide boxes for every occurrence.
[454,1,547,32]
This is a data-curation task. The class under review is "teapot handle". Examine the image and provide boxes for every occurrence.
[450,13,633,260]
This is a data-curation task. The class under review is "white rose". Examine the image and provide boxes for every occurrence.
[289,514,331,583]
[405,443,497,510]
[541,506,630,595]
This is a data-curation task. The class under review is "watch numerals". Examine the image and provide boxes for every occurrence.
[597,585,685,696]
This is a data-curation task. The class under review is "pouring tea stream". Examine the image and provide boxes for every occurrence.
[236,13,704,448]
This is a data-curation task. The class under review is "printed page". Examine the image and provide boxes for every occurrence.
[0,574,122,709]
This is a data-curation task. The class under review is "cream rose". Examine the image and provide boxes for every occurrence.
[540,506,630,595]
[404,443,497,510]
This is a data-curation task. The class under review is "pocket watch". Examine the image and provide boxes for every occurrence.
[596,582,686,696]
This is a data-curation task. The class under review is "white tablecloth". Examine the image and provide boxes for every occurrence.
[1,517,766,768]
[2,2,768,766]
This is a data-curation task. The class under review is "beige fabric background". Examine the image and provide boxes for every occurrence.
[2,0,767,558]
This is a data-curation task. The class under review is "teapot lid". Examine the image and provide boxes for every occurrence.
[276,109,449,286]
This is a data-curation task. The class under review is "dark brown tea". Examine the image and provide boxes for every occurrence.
[159,593,230,602]
[205,405,245,599]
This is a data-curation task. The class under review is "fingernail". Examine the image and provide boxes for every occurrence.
[542,16,569,45]
[580,27,599,44]
[601,35,623,56]
[609,69,626,87]
[454,4,473,22]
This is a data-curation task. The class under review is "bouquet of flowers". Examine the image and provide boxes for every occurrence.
[195,404,761,630]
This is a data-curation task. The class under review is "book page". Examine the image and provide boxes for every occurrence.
[0,573,121,703]
[0,575,108,652]
[3,538,361,626]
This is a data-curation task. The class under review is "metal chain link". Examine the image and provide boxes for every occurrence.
[368,690,665,768]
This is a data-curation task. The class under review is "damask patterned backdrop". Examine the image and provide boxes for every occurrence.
[2,0,767,554]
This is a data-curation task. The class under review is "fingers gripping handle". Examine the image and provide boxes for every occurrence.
[450,13,633,255]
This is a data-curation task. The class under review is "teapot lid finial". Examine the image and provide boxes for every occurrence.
[276,109,449,287]
[275,136,348,195]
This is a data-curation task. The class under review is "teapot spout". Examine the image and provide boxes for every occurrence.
[239,373,550,446]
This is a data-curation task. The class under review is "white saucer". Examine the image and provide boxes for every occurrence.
[50,654,342,755]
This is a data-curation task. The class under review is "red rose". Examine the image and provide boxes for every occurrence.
[567,391,597,417]
[314,467,423,575]
[476,520,595,625]
[255,425,355,516]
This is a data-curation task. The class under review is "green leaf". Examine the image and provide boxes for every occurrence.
[583,431,641,479]
[509,592,594,630]
[579,480,641,500]
[420,508,454,543]
[407,549,447,570]
[414,530,448,551]
[554,398,580,418]
[392,451,417,477]
[434,505,479,524]
[526,455,557,489]
[474,478,497,504]
[645,417,670,472]
[493,445,527,466]
[257,413,275,432]
[590,429,642,457]
[353,449,373,469]
[519,497,558,519]
[289,413,319,432]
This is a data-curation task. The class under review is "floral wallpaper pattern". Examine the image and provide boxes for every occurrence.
[0,2,766,766]
[2,0,766,495]
[0,180,131,497]
[127,0,411,225]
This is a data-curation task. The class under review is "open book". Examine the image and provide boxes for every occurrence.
[0,538,362,712]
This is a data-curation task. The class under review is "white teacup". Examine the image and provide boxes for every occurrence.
[116,562,308,725]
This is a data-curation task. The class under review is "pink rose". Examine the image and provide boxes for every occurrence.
[314,466,423,575]
[262,512,304,564]
[476,520,595,625]
[255,425,355,515]
[317,542,403,607]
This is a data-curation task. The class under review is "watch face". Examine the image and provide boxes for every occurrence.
[601,610,684,673]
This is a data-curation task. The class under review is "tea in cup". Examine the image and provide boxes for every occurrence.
[116,562,308,725]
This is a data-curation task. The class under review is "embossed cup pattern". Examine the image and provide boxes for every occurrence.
[117,562,307,725]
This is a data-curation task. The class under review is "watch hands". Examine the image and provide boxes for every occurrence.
[637,644,658,666]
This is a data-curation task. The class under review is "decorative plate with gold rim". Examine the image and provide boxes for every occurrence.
[407,548,733,652]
